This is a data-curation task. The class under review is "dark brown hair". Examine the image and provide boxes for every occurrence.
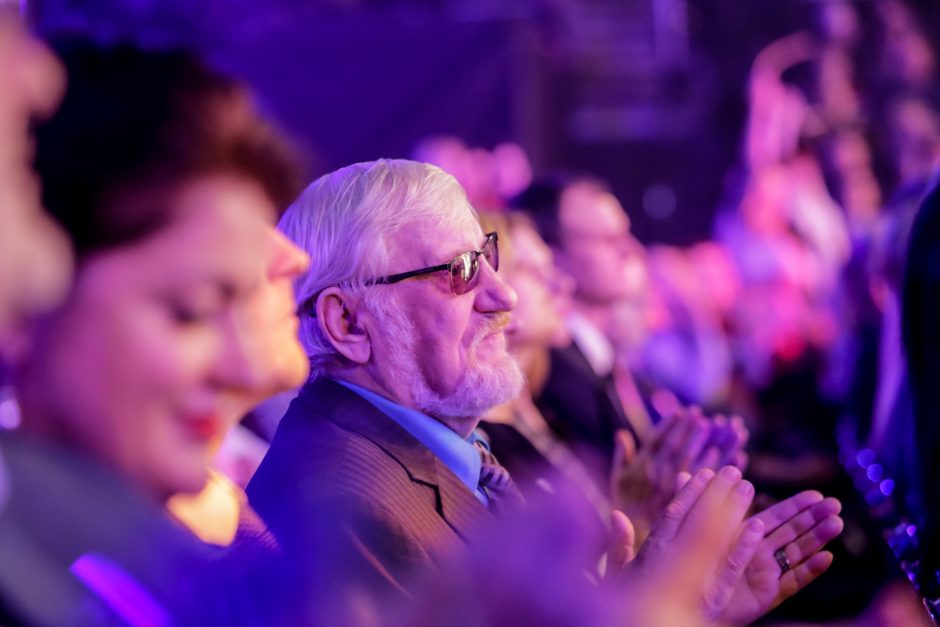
[35,41,303,259]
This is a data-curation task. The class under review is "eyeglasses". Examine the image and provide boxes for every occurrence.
[299,232,499,317]
[365,232,499,295]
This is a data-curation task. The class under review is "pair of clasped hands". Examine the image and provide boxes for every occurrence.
[605,406,843,626]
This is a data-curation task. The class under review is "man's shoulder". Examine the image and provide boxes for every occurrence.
[252,409,413,488]
[248,399,432,513]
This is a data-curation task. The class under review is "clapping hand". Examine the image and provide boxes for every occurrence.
[721,490,842,625]
[611,407,749,547]
[611,467,764,626]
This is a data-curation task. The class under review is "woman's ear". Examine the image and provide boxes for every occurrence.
[317,287,370,364]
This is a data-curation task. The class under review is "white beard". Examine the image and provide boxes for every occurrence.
[365,293,523,420]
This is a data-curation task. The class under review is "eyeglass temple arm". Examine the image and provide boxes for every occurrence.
[298,262,453,317]
[365,263,451,286]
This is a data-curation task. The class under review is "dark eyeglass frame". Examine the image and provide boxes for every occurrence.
[300,232,499,317]
[364,231,499,295]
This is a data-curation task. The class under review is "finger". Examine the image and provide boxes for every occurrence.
[706,413,729,445]
[675,471,692,492]
[730,415,749,445]
[706,415,740,464]
[724,480,756,529]
[781,515,844,570]
[678,466,744,542]
[752,490,825,535]
[612,429,636,470]
[716,419,748,468]
[710,477,756,553]
[607,510,636,575]
[764,497,842,548]
[649,410,681,455]
[705,518,765,620]
[731,450,749,471]
[778,550,834,602]
[692,445,721,472]
[675,417,712,472]
[657,409,694,457]
[648,468,714,544]
[650,387,681,423]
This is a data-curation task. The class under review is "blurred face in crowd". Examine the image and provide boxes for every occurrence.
[556,181,643,306]
[504,221,573,350]
[361,206,523,435]
[18,174,288,499]
[0,15,71,349]
[220,226,310,424]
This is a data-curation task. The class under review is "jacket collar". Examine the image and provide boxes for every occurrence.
[293,377,491,539]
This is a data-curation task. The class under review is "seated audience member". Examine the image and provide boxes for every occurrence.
[902,180,940,606]
[0,12,71,363]
[0,15,72,623]
[476,210,609,519]
[862,182,927,526]
[512,175,647,467]
[0,9,69,426]
[252,158,842,625]
[512,175,748,543]
[167,225,310,548]
[1,41,305,624]
[250,159,529,595]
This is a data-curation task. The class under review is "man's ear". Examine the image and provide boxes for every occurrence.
[317,287,370,365]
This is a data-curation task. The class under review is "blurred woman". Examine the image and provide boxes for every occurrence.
[0,41,307,624]
[478,212,610,524]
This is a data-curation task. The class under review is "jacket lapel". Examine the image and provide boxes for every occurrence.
[296,378,492,540]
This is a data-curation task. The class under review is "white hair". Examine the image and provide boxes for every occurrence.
[278,159,475,375]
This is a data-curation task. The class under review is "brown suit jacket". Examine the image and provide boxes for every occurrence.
[247,376,493,599]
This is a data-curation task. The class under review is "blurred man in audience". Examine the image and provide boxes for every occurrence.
[513,175,747,545]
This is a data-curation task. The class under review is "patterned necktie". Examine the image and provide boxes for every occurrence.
[472,438,524,508]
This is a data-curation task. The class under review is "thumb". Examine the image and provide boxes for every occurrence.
[607,509,636,577]
[610,430,638,491]
[613,429,637,468]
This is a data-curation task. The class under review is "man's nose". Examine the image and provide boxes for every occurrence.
[474,259,517,313]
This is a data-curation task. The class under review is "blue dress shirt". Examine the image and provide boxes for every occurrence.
[335,379,489,505]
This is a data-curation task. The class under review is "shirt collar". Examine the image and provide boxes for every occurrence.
[334,380,484,499]
[567,311,615,376]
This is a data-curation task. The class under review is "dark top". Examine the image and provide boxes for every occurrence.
[0,431,247,626]
[535,343,638,487]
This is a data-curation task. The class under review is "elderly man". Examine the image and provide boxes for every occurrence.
[249,159,527,594]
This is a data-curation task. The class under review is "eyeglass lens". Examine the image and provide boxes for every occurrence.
[449,234,498,295]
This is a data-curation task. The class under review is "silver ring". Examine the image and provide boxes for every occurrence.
[773,548,791,575]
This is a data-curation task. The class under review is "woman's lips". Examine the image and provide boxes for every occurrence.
[180,412,222,441]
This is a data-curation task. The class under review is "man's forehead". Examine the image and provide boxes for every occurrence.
[400,210,484,263]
